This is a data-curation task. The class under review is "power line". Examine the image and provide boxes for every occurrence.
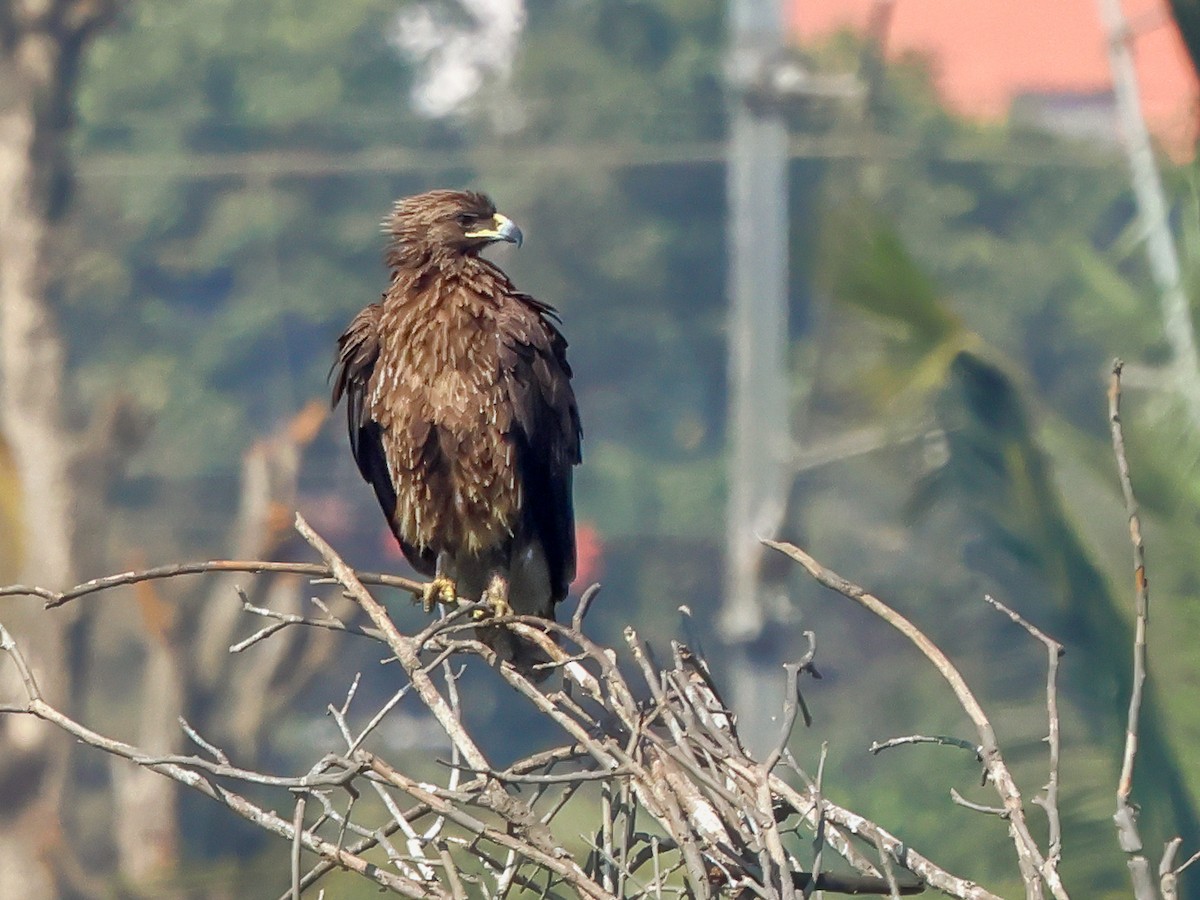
[75,132,1120,182]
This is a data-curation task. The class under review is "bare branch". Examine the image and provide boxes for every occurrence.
[874,830,903,900]
[984,594,1065,872]
[869,735,984,761]
[950,789,1009,818]
[230,596,381,652]
[1161,837,1183,900]
[0,622,44,701]
[764,539,1062,899]
[365,752,613,900]
[0,621,441,898]
[1108,360,1160,900]
[178,717,230,765]
[0,559,425,609]
[294,514,493,772]
[764,633,818,773]
[3,513,1051,900]
[283,745,586,899]
[290,795,305,900]
[1172,845,1200,877]
[802,743,828,899]
[572,582,603,631]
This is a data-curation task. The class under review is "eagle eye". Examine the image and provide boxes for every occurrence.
[456,212,479,227]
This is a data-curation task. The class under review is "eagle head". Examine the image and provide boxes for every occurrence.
[385,189,523,267]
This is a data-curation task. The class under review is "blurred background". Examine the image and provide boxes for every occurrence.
[3,0,1200,896]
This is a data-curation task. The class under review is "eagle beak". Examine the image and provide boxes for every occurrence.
[465,213,524,248]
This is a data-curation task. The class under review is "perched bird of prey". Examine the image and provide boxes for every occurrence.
[332,189,581,671]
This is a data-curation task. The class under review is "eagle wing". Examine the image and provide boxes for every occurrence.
[499,293,583,604]
[331,302,436,576]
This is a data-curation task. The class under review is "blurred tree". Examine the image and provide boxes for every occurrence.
[69,0,439,489]
[0,1,136,896]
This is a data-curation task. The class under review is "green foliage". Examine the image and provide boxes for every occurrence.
[69,0,436,488]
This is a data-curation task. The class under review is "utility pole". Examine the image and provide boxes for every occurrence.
[1097,0,1200,429]
[721,0,792,746]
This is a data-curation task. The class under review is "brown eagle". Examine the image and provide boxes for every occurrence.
[332,189,581,669]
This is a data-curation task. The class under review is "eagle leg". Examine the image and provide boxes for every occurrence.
[419,575,458,614]
[475,571,512,621]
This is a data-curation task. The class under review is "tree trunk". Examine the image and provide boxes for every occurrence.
[0,30,80,898]
[0,32,79,590]
[110,610,184,887]
[0,7,117,895]
[1097,0,1200,425]
[0,7,345,893]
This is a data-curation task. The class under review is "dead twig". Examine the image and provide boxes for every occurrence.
[868,735,983,761]
[2,514,1035,899]
[764,539,1063,900]
[1108,360,1159,900]
[0,623,442,900]
[0,559,425,609]
[983,594,1065,875]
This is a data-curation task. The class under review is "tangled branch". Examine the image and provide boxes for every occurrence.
[5,369,1191,900]
[0,513,1021,898]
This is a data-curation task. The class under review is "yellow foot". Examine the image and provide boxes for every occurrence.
[474,575,512,621]
[418,575,458,614]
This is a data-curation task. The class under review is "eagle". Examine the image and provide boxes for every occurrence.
[332,189,582,671]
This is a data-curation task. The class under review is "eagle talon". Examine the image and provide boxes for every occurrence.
[475,576,512,621]
[419,575,458,614]
[472,598,513,621]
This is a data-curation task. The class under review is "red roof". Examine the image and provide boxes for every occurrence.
[789,0,1198,154]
